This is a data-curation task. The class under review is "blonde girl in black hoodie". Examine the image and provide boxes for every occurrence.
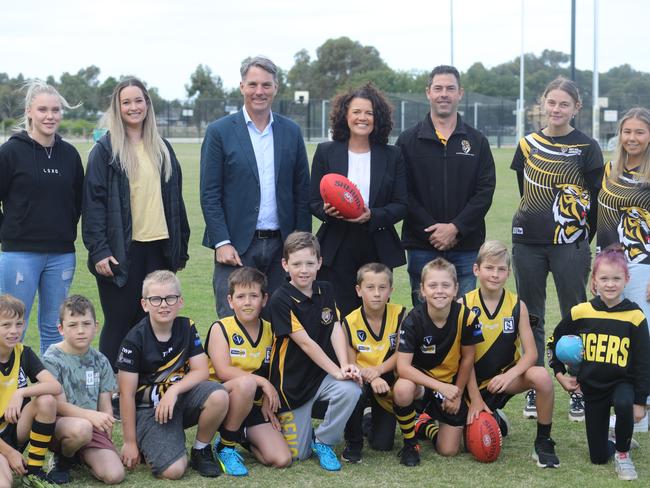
[0,80,83,354]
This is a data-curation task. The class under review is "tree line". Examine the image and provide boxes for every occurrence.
[2,36,650,133]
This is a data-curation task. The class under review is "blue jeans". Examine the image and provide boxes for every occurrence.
[0,251,75,354]
[624,262,650,321]
[407,248,478,307]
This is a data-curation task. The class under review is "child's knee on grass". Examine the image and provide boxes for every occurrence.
[435,425,462,457]
[159,456,187,480]
[85,450,125,485]
[33,394,57,422]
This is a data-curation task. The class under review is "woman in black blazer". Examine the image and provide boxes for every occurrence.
[310,83,407,317]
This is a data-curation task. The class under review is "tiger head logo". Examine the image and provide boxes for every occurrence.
[552,183,590,244]
[617,206,650,263]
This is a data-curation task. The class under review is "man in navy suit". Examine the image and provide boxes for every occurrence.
[200,56,311,318]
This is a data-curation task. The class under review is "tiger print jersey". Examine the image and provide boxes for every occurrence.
[115,316,204,409]
[597,161,650,265]
[511,130,603,245]
[205,316,273,380]
[463,289,521,389]
[398,301,483,384]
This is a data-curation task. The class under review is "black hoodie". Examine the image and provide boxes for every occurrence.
[0,131,83,253]
[548,297,650,404]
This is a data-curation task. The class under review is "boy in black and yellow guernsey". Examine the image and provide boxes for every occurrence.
[205,267,291,476]
[462,241,559,468]
[394,258,482,467]
[0,294,61,488]
[116,271,229,480]
[342,263,406,463]
[548,248,650,481]
[268,232,362,471]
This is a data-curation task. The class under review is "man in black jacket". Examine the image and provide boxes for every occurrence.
[396,66,495,305]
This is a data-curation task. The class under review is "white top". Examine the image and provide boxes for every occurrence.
[347,150,371,206]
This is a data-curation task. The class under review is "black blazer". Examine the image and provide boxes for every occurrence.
[309,140,407,268]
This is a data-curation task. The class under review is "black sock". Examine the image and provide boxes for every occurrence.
[218,428,239,450]
[27,419,55,474]
[394,403,417,445]
[536,422,552,441]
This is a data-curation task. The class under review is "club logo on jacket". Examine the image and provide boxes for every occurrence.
[461,140,471,154]
[232,333,245,346]
[321,308,334,325]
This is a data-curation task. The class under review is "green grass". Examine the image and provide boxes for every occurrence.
[19,144,646,487]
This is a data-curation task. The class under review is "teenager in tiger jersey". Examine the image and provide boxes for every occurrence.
[116,271,228,479]
[205,267,291,475]
[462,241,559,468]
[547,248,650,480]
[393,258,483,467]
[341,263,407,463]
[511,77,603,420]
[597,108,650,323]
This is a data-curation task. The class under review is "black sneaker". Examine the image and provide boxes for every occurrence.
[47,454,75,484]
[523,389,537,419]
[398,443,420,467]
[532,437,560,468]
[493,409,510,438]
[190,446,224,477]
[569,392,585,422]
[341,444,362,464]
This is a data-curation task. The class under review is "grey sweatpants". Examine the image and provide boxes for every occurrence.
[278,375,362,460]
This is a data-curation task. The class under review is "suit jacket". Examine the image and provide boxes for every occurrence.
[309,140,407,268]
[200,110,311,253]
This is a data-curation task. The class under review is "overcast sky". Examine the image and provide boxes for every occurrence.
[2,0,645,100]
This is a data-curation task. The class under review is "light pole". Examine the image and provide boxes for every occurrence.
[517,0,525,142]
[592,0,600,143]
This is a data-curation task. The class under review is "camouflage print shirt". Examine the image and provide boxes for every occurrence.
[43,344,116,410]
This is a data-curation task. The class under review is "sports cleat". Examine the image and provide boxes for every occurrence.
[494,409,511,438]
[341,444,362,464]
[47,454,75,484]
[523,389,537,419]
[312,441,341,471]
[398,443,420,467]
[217,446,249,476]
[190,445,223,477]
[532,437,560,468]
[615,452,638,481]
[569,392,585,422]
[414,412,433,440]
[22,470,60,488]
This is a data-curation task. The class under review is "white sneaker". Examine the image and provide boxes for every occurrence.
[608,427,640,450]
[568,392,585,422]
[523,389,537,419]
[615,452,638,481]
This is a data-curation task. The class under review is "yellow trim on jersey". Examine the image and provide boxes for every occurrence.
[0,344,23,433]
[276,338,290,408]
[290,311,304,333]
[572,302,646,326]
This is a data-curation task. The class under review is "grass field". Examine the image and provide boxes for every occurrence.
[18,144,648,487]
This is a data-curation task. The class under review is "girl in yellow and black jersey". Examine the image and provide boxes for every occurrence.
[597,108,650,322]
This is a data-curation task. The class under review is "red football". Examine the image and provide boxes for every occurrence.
[465,412,502,463]
[319,173,365,219]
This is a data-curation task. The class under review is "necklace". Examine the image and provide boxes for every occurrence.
[44,146,53,159]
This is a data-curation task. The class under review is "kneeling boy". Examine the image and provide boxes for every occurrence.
[394,258,482,466]
[43,295,125,484]
[268,232,362,471]
[0,294,61,487]
[342,263,406,463]
[116,271,229,480]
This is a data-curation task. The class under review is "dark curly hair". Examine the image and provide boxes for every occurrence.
[329,83,393,145]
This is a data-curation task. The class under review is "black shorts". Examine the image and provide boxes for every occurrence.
[243,403,269,429]
[422,388,468,427]
[0,424,24,452]
[479,389,513,411]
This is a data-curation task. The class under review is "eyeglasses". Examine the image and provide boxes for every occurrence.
[144,295,180,307]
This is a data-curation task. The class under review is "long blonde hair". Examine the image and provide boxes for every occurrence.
[609,107,650,183]
[18,79,79,132]
[101,78,171,182]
